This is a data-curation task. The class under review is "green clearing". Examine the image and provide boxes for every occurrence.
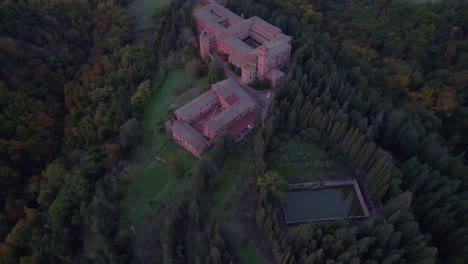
[231,234,268,264]
[128,0,173,31]
[119,70,207,228]
[270,137,347,183]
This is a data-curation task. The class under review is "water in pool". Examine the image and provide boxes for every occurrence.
[284,186,364,223]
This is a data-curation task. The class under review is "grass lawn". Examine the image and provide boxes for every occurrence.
[270,136,345,183]
[128,0,173,31]
[119,70,207,228]
[170,83,206,109]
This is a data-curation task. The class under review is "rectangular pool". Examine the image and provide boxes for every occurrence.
[284,185,365,223]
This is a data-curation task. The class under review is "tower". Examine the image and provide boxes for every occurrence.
[241,64,256,84]
[257,44,269,80]
[199,30,210,60]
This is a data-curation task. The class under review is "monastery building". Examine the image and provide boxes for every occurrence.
[194,2,292,88]
[168,79,257,157]
[166,1,292,158]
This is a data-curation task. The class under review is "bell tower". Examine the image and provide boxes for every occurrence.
[257,44,269,80]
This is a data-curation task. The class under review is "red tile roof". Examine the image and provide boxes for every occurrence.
[172,121,208,150]
[175,90,217,120]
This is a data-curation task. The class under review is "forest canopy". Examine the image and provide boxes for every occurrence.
[0,0,156,262]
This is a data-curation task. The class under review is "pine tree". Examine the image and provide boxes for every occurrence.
[300,102,313,129]
[356,142,376,170]
[329,121,341,144]
[318,112,329,132]
[188,200,201,227]
[209,246,222,264]
[340,127,355,153]
[288,109,297,132]
[279,247,292,264]
[369,167,392,200]
[357,117,368,133]
[395,123,419,159]
[348,135,365,161]
[310,107,322,128]
[256,207,266,228]
[325,110,336,135]
[335,121,348,144]
[342,128,360,156]
[382,192,412,218]
[383,110,405,148]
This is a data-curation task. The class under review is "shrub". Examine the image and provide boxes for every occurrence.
[185,58,207,79]
[251,76,271,90]
[234,67,241,76]
[174,83,190,96]
[227,63,235,71]
[131,80,152,115]
[208,61,227,84]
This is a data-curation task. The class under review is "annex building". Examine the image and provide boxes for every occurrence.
[194,2,292,88]
[167,79,257,157]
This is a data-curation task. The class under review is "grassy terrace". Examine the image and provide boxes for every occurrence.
[209,148,249,220]
[270,136,347,183]
[119,70,207,228]
[208,145,268,263]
